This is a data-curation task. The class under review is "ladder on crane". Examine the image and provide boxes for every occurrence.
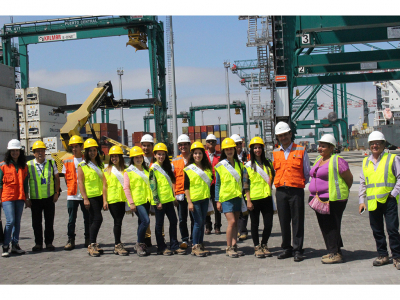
[165,16,173,134]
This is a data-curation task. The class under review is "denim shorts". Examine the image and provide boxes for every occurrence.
[221,197,242,213]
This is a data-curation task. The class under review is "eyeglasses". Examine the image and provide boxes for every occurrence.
[207,140,216,144]
[369,142,383,146]
[178,143,190,147]
[236,142,243,145]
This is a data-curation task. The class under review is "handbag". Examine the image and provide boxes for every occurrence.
[308,165,330,215]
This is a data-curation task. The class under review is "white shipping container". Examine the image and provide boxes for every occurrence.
[27,121,63,139]
[20,139,28,153]
[28,139,41,156]
[0,64,15,89]
[43,136,62,154]
[0,86,16,110]
[0,132,18,159]
[26,87,67,106]
[25,104,66,123]
[15,88,25,105]
[19,122,26,139]
[18,106,25,122]
[0,108,18,132]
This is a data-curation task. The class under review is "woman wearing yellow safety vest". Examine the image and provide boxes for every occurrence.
[123,146,151,257]
[77,138,104,257]
[243,137,275,258]
[183,142,213,257]
[150,143,185,255]
[103,146,129,256]
[308,134,353,264]
[215,137,244,258]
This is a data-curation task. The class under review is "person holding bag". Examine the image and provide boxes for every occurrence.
[123,146,151,257]
[77,138,104,257]
[215,138,244,258]
[184,142,213,257]
[103,146,129,256]
[243,137,275,258]
[308,134,353,264]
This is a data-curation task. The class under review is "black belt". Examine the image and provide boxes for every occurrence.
[277,186,302,190]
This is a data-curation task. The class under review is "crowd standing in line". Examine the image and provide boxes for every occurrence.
[1,124,400,270]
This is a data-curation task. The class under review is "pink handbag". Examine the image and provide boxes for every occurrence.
[308,166,330,214]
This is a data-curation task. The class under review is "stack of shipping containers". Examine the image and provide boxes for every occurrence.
[132,131,156,147]
[183,124,227,152]
[84,123,124,155]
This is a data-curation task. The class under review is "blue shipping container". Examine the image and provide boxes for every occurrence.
[214,125,220,131]
[216,138,221,144]
[201,132,207,139]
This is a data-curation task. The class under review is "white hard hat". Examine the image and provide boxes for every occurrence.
[177,134,191,144]
[230,134,242,143]
[140,134,154,144]
[206,134,217,141]
[275,122,291,135]
[7,139,22,150]
[317,134,336,146]
[368,131,385,143]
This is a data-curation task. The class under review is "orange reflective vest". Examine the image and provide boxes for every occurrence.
[273,143,306,189]
[63,155,78,196]
[172,155,186,195]
[0,161,28,202]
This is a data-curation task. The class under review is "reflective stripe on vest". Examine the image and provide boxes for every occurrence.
[244,161,272,200]
[126,168,152,206]
[28,160,54,199]
[273,143,305,188]
[215,160,242,203]
[183,164,212,202]
[79,161,103,198]
[150,163,175,204]
[0,162,27,202]
[104,169,127,204]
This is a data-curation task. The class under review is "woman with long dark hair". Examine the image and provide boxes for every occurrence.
[103,146,129,256]
[184,142,213,257]
[0,139,30,257]
[244,137,275,258]
[77,138,104,257]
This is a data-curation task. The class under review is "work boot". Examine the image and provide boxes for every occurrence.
[322,250,342,259]
[157,248,172,256]
[180,241,188,249]
[87,243,100,257]
[46,244,55,251]
[254,245,266,258]
[233,244,244,256]
[214,228,221,235]
[64,238,75,251]
[261,244,272,257]
[226,246,239,258]
[84,238,90,248]
[136,243,148,257]
[393,258,400,270]
[238,233,247,240]
[205,228,211,235]
[32,244,43,252]
[11,243,25,254]
[96,244,104,254]
[114,243,129,256]
[191,244,207,257]
[373,255,389,266]
[200,243,210,256]
[144,237,152,247]
[173,248,187,255]
[321,253,343,264]
[2,246,10,258]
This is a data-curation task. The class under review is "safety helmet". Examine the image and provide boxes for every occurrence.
[317,134,337,146]
[368,131,386,143]
[191,142,205,151]
[7,139,22,150]
[69,135,84,145]
[275,122,291,135]
[140,134,154,144]
[130,146,145,157]
[32,140,47,151]
[153,143,168,153]
[206,134,217,141]
[249,137,265,147]
[230,134,242,143]
[177,134,191,144]
[221,138,236,150]
[109,146,124,155]
[84,138,99,149]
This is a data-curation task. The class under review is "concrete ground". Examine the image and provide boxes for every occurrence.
[1,150,400,284]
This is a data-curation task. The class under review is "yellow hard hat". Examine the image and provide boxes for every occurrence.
[191,142,205,151]
[249,137,265,147]
[84,138,99,149]
[130,146,144,157]
[32,140,46,150]
[109,146,124,155]
[69,135,84,145]
[221,138,236,150]
[153,143,168,153]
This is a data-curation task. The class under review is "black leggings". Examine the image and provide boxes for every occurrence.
[108,202,126,245]
[89,196,103,244]
[249,196,274,246]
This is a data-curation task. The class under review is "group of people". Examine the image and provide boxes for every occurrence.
[1,122,400,270]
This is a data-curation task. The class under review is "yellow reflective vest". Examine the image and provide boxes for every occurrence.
[104,169,127,204]
[27,159,55,199]
[184,164,212,202]
[126,168,152,206]
[150,162,175,204]
[78,161,103,198]
[244,161,272,200]
[215,160,242,203]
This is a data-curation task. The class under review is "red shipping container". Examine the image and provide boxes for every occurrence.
[200,126,207,133]
[133,132,145,143]
[189,133,195,140]
[100,123,118,133]
[195,133,201,139]
[195,126,201,133]
[188,126,195,133]
[103,131,118,140]
[207,125,213,132]
[117,129,128,136]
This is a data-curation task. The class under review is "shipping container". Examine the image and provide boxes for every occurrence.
[208,131,213,136]
[15,89,25,105]
[214,131,221,138]
[85,123,101,133]
[195,126,201,133]
[43,136,62,155]
[189,133,195,140]
[103,131,118,140]
[195,133,201,139]
[190,139,195,144]
[200,126,207,133]
[0,108,18,132]
[101,123,118,133]
[216,138,221,144]
[214,125,220,132]
[0,132,18,158]
[202,139,206,145]
[0,86,16,110]
[19,123,26,139]
[20,139,28,153]
[207,125,213,132]
[221,131,227,138]
[182,127,188,134]
[117,129,128,136]
[188,126,195,133]
[26,121,63,139]
[25,104,67,123]
[195,139,202,143]
[220,124,227,131]
[26,87,67,106]
[18,106,25,122]
[201,132,207,139]
[28,139,42,155]
[0,64,15,89]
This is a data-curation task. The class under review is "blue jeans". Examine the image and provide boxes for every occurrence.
[135,202,150,243]
[191,199,209,245]
[154,201,179,251]
[177,196,194,242]
[2,200,25,246]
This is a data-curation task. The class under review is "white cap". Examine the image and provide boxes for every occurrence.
[317,134,336,146]
[230,134,242,143]
[206,134,217,141]
[368,131,385,143]
[140,134,154,144]
[7,139,22,150]
[275,122,291,135]
[177,134,191,144]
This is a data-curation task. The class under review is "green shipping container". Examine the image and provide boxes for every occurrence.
[220,124,227,131]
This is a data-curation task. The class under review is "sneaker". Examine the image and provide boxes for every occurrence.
[261,244,272,257]
[200,243,210,256]
[393,258,400,270]
[157,248,172,256]
[173,248,187,255]
[114,243,129,256]
[233,244,245,256]
[322,250,342,259]
[373,255,389,266]
[191,244,207,257]
[226,246,239,258]
[214,228,221,235]
[46,244,55,251]
[64,238,75,251]
[32,244,43,252]
[96,245,104,254]
[321,253,343,264]
[254,245,266,258]
[88,243,100,257]
[2,246,10,257]
[136,243,148,257]
[11,244,25,254]
[84,238,90,248]
[238,233,248,240]
[180,241,188,249]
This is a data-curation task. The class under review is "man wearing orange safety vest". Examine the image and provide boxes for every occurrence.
[172,134,194,249]
[273,122,310,262]
[61,135,90,250]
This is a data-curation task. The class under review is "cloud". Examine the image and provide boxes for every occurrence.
[30,69,100,89]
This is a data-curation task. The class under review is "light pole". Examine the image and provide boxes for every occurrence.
[117,68,125,146]
[223,61,231,136]
[168,16,178,157]
[218,116,221,125]
[201,110,205,126]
